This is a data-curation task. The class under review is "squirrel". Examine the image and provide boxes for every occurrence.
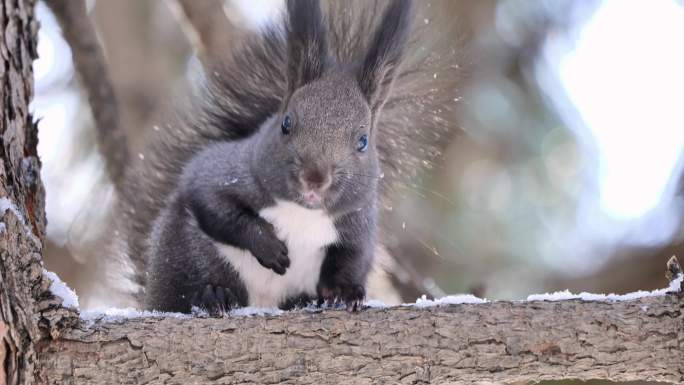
[112,0,460,313]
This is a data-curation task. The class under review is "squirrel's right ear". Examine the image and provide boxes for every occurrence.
[286,0,327,95]
[358,0,412,115]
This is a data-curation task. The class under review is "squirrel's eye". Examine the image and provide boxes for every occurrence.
[281,115,292,135]
[356,134,369,153]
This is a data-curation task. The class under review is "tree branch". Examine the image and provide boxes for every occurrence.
[34,294,684,384]
[44,0,129,189]
[173,0,241,63]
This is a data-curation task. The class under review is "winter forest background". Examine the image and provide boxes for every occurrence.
[34,0,683,339]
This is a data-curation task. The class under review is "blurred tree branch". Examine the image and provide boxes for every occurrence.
[174,0,242,64]
[44,0,129,190]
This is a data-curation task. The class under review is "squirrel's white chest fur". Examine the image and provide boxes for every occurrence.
[214,200,337,307]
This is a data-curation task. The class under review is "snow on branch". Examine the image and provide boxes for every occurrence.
[36,257,683,384]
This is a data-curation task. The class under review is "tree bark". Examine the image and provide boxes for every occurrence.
[35,295,684,384]
[1,0,43,383]
[1,0,79,384]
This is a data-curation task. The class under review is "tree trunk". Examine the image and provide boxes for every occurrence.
[0,1,683,384]
[0,0,79,384]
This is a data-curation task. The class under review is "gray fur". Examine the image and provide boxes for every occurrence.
[112,0,461,312]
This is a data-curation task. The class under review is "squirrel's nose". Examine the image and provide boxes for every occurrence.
[300,168,331,192]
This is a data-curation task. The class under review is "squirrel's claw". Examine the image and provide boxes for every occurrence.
[317,283,365,312]
[190,284,239,316]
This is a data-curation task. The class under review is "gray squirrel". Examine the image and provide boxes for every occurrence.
[113,0,460,313]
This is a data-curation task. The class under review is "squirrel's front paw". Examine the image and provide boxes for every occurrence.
[252,229,290,275]
[317,282,365,312]
[190,284,239,316]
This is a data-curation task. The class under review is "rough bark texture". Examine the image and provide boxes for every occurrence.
[34,295,684,384]
[0,0,79,384]
[1,0,43,383]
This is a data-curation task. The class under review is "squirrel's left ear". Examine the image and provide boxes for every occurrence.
[286,0,327,95]
[357,0,412,115]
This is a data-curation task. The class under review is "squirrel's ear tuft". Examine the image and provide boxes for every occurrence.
[286,0,327,94]
[358,0,412,114]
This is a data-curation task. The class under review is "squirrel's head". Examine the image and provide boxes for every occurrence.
[254,0,412,213]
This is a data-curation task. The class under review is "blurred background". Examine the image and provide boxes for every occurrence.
[32,0,684,318]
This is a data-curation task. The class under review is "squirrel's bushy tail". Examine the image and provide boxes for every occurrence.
[114,0,461,300]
